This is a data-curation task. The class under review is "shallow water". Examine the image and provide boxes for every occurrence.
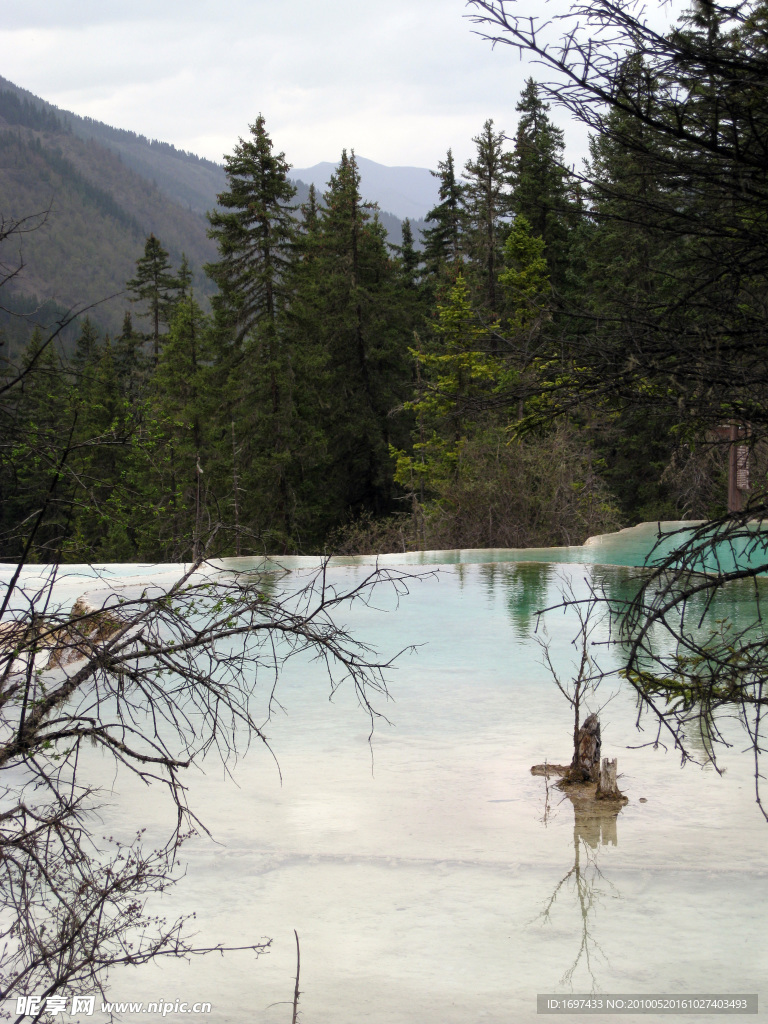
[2,528,766,1023]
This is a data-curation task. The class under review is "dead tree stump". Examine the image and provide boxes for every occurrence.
[573,713,601,781]
[595,757,625,800]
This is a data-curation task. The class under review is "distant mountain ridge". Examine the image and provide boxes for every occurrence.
[0,80,218,335]
[0,76,433,231]
[292,156,438,223]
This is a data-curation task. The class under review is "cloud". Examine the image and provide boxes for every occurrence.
[0,0,588,169]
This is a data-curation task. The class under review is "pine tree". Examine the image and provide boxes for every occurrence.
[393,274,502,497]
[392,217,428,329]
[299,183,321,237]
[422,149,464,283]
[286,150,413,535]
[113,312,149,402]
[71,316,101,381]
[206,114,297,346]
[576,83,711,520]
[66,337,126,560]
[462,121,513,315]
[151,296,215,559]
[498,214,552,405]
[3,328,74,560]
[126,235,178,363]
[205,116,300,548]
[510,79,572,283]
[396,218,420,288]
[316,150,391,519]
[176,253,193,301]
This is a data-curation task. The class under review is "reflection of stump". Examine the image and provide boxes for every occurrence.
[573,713,601,782]
[572,793,619,848]
[560,774,627,847]
[596,758,625,801]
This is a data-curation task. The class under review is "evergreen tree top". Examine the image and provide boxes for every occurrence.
[214,113,297,218]
[423,148,465,273]
[206,114,298,341]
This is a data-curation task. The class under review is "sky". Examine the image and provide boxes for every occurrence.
[0,0,598,173]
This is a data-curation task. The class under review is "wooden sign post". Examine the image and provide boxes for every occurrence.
[716,423,750,512]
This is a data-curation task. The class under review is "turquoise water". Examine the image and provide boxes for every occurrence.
[3,521,765,616]
[1,525,766,1023]
[87,559,764,1024]
[224,519,768,573]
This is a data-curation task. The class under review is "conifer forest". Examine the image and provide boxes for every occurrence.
[2,0,767,564]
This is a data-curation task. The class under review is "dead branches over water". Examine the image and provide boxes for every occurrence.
[0,556,422,1011]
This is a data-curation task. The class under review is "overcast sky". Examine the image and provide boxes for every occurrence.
[0,0,604,173]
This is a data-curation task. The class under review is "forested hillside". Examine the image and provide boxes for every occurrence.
[0,75,228,217]
[3,0,761,562]
[0,86,217,340]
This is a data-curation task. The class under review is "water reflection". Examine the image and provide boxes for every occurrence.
[492,563,556,638]
[478,562,651,642]
[538,778,625,992]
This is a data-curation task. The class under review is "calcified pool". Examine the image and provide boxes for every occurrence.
[3,524,767,1023]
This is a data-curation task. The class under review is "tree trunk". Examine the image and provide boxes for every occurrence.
[596,757,624,800]
[572,712,601,781]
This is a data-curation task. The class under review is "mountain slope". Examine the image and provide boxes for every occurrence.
[0,87,217,333]
[0,75,227,217]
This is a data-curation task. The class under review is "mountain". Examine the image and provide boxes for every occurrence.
[0,77,427,342]
[0,76,228,218]
[0,79,218,337]
[292,156,438,223]
[288,176,421,248]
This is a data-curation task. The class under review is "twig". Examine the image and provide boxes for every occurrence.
[292,929,301,1024]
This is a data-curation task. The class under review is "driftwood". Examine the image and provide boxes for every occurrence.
[530,758,627,801]
[0,599,126,673]
[45,599,124,669]
[530,763,571,777]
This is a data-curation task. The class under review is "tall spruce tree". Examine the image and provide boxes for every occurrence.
[396,218,421,289]
[151,295,215,560]
[206,115,299,549]
[71,316,101,381]
[510,79,572,283]
[497,214,552,417]
[2,328,74,560]
[422,149,464,285]
[462,120,513,315]
[176,253,193,301]
[126,235,178,364]
[206,114,297,345]
[393,273,502,496]
[287,150,412,534]
[318,150,392,519]
[113,312,149,403]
